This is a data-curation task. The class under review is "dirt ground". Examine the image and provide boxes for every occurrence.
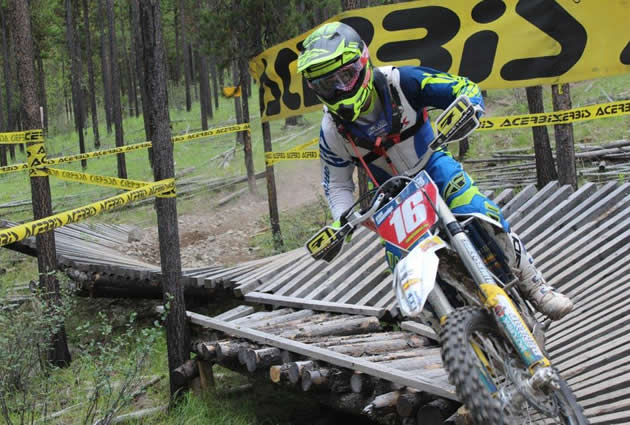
[126,160,323,268]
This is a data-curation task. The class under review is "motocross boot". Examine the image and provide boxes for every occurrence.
[480,221,574,320]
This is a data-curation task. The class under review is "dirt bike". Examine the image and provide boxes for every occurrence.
[305,96,589,425]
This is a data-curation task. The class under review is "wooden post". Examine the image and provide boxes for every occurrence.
[10,0,71,367]
[238,56,257,195]
[525,86,557,188]
[552,83,577,189]
[138,0,190,399]
[261,121,284,250]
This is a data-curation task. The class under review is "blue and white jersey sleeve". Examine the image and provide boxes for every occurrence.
[319,114,355,221]
[397,66,484,113]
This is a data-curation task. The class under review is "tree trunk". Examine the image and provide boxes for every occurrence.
[198,53,210,130]
[107,0,127,178]
[98,0,113,134]
[0,40,5,165]
[178,0,191,111]
[82,0,100,147]
[262,121,283,250]
[232,59,244,144]
[130,0,152,166]
[238,57,256,194]
[525,86,557,188]
[552,83,577,189]
[65,0,87,170]
[1,6,15,161]
[139,0,190,399]
[9,0,71,367]
[173,1,180,84]
[210,57,219,109]
[190,44,197,101]
[119,12,137,118]
[35,48,48,134]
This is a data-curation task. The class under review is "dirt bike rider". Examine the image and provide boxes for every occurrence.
[297,21,573,320]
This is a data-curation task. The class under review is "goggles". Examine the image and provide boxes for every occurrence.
[307,59,363,100]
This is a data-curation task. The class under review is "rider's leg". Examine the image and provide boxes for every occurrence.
[425,151,573,320]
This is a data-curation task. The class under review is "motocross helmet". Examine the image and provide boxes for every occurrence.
[297,22,374,122]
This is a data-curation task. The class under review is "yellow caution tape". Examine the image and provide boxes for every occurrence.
[0,129,43,145]
[0,179,174,247]
[265,150,319,166]
[27,142,48,177]
[47,168,150,191]
[479,100,630,131]
[0,163,28,175]
[171,123,250,144]
[287,137,318,152]
[47,142,153,166]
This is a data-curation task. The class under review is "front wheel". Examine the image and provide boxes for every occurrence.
[440,306,589,425]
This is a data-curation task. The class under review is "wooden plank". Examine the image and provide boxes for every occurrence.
[547,227,630,291]
[548,290,630,345]
[173,308,458,400]
[255,255,315,293]
[505,181,559,226]
[310,239,383,301]
[501,183,538,219]
[351,268,392,306]
[512,185,572,235]
[527,181,624,253]
[243,292,387,317]
[492,188,514,207]
[214,305,255,322]
[327,252,388,304]
[537,194,630,273]
[400,321,439,342]
[519,182,597,246]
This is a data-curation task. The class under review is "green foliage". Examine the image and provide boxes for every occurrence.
[0,277,74,425]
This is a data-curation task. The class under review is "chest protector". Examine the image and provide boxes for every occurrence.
[330,68,428,171]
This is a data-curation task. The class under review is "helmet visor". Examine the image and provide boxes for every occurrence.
[307,59,363,100]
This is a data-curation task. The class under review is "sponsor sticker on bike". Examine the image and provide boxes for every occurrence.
[374,171,439,250]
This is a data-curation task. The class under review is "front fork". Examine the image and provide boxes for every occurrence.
[433,196,550,372]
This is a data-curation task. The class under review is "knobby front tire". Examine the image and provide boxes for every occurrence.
[440,306,589,425]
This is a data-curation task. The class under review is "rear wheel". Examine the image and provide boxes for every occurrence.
[440,306,589,425]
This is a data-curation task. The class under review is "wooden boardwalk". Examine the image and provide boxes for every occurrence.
[186,181,630,424]
[5,180,630,423]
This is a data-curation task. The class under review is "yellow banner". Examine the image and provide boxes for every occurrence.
[0,129,43,144]
[0,179,175,247]
[251,0,630,122]
[478,99,630,131]
[47,168,150,191]
[222,86,242,97]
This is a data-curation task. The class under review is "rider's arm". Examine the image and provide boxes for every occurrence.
[319,123,355,221]
[397,66,485,114]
